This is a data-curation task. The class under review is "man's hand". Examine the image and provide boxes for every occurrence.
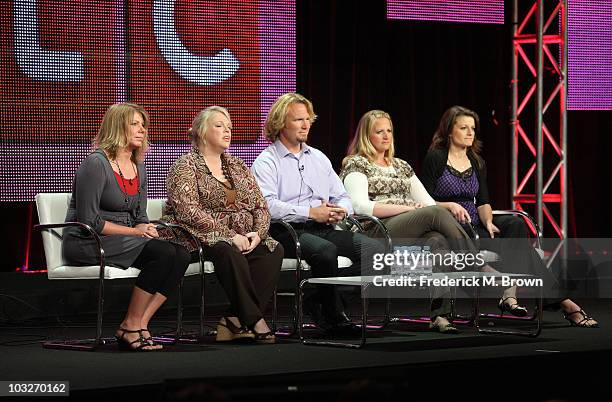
[309,202,347,224]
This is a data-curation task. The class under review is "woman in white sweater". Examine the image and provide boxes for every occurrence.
[339,110,526,332]
[340,110,473,249]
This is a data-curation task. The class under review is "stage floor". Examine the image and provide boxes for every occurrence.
[0,298,609,401]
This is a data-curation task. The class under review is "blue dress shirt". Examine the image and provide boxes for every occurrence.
[251,140,354,222]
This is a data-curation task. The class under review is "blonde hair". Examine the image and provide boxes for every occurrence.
[263,93,317,142]
[343,110,395,167]
[94,103,150,162]
[189,106,231,148]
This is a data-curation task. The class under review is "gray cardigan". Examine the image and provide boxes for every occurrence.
[63,149,150,269]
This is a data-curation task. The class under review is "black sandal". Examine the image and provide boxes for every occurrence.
[115,328,157,351]
[140,328,160,347]
[563,309,599,328]
[498,296,528,317]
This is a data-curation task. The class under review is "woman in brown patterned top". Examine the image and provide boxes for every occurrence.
[339,110,526,333]
[162,106,283,343]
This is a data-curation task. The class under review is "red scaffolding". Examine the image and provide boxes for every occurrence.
[511,0,567,267]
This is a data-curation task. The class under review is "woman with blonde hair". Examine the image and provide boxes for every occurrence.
[340,110,472,249]
[339,109,526,333]
[63,103,191,351]
[162,106,283,343]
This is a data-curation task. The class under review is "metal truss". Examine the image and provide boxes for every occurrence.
[511,0,567,266]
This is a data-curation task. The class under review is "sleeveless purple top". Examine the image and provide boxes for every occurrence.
[433,166,480,225]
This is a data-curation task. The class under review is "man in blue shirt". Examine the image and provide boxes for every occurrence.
[252,92,384,332]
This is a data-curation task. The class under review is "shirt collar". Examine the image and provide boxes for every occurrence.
[274,140,310,158]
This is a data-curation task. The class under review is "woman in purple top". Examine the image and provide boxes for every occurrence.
[421,105,598,327]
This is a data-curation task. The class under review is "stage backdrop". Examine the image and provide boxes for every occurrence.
[1,1,611,275]
[1,0,609,203]
[387,0,612,111]
[0,0,295,201]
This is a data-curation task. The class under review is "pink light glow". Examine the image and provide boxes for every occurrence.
[567,1,612,110]
[387,0,504,25]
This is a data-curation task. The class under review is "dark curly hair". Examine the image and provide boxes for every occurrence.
[429,105,483,169]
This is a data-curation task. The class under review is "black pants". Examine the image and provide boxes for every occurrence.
[197,242,283,327]
[475,215,564,307]
[132,239,190,297]
[271,221,385,316]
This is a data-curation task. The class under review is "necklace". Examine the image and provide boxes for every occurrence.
[198,150,235,190]
[111,159,140,203]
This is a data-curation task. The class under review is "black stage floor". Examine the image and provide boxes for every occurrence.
[0,297,609,402]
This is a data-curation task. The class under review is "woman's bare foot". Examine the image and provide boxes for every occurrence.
[253,318,272,334]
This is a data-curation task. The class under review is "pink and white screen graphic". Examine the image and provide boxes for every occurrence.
[0,0,296,201]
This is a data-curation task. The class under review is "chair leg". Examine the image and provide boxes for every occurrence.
[199,271,206,339]
[383,298,391,327]
[42,270,106,351]
[175,278,185,342]
[292,287,299,334]
[96,275,105,346]
[272,288,278,333]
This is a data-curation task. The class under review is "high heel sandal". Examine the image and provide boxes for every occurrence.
[115,328,156,351]
[140,328,160,347]
[251,328,276,344]
[498,296,528,317]
[563,309,599,328]
[216,317,255,342]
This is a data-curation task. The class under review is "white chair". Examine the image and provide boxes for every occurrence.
[146,199,209,340]
[34,193,204,350]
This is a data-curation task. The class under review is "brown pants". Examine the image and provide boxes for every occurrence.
[202,242,284,327]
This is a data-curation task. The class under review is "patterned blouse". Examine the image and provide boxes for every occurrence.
[161,147,278,251]
[339,155,429,208]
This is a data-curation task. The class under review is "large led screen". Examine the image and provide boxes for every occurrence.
[386,0,504,25]
[0,0,296,201]
[567,0,612,110]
